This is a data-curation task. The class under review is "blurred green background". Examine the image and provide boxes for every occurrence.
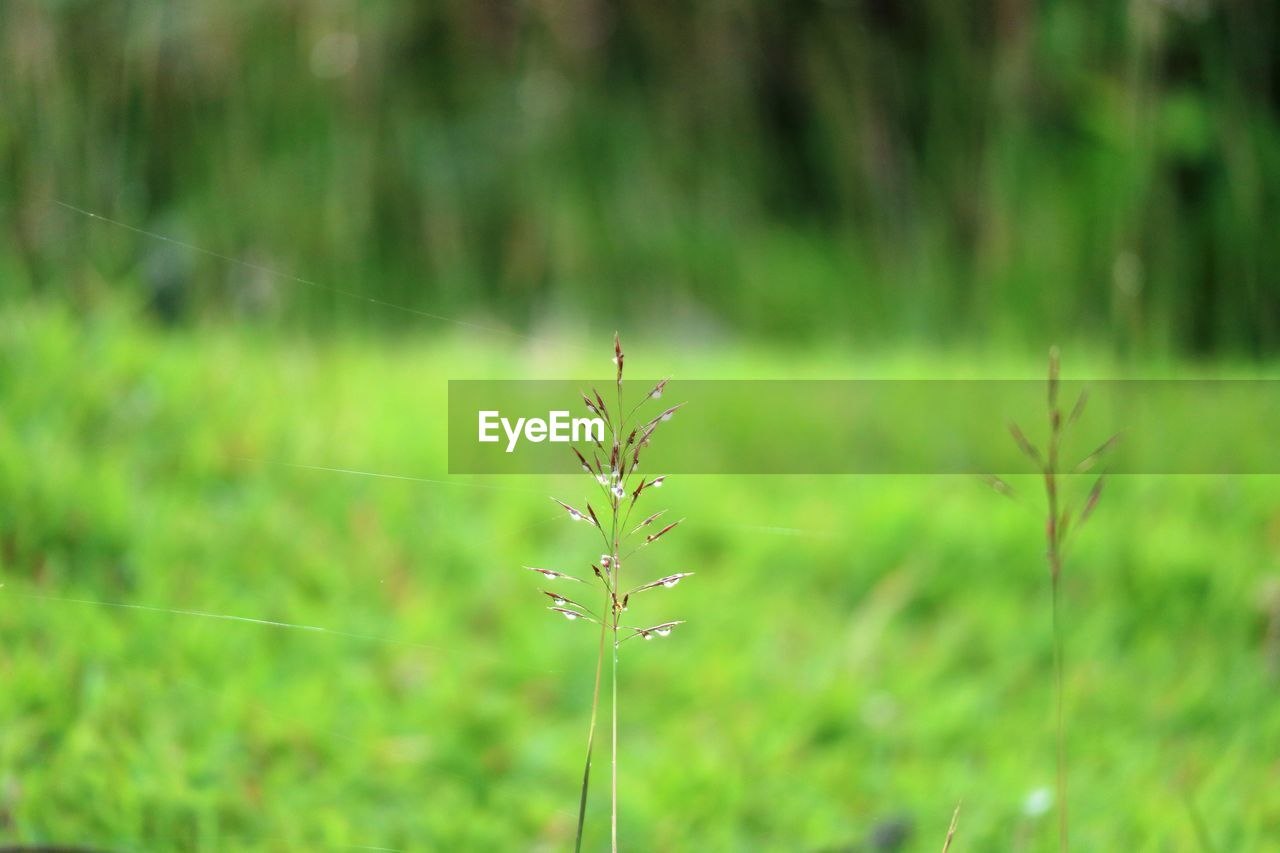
[4,0,1280,351]
[2,1,1280,850]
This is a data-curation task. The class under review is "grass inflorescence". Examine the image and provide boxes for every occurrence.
[524,334,689,851]
[991,347,1118,851]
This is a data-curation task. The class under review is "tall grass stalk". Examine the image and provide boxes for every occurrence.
[527,334,689,851]
[574,604,607,852]
[941,801,961,852]
[996,347,1115,852]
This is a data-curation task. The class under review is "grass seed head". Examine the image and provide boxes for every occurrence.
[525,334,688,849]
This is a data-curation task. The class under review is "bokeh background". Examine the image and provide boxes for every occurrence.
[2,1,1279,850]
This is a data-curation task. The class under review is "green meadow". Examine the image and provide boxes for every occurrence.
[2,303,1277,850]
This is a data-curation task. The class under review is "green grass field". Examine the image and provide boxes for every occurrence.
[2,303,1278,850]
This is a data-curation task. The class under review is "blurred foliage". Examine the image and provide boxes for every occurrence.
[2,305,1279,848]
[2,0,1278,352]
[5,6,1279,846]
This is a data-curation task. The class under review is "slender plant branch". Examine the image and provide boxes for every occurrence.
[941,800,962,852]
[1046,365,1069,852]
[611,621,619,852]
[574,591,609,852]
[1051,570,1067,852]
[610,374,623,853]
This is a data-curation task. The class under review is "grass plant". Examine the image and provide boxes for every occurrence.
[525,335,689,851]
[995,347,1116,851]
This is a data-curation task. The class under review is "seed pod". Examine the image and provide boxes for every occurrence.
[542,590,588,610]
[525,566,584,583]
[984,475,1015,498]
[1067,389,1088,428]
[593,387,609,423]
[644,403,685,430]
[628,510,666,536]
[1009,423,1045,469]
[630,620,685,641]
[1078,477,1105,527]
[629,573,694,595]
[645,518,683,544]
[552,498,590,524]
[549,606,590,622]
[1048,346,1060,409]
[1074,433,1121,474]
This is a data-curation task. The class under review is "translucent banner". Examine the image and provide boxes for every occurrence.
[447,379,1280,474]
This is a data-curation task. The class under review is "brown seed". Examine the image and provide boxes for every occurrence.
[629,510,666,536]
[984,475,1015,497]
[629,572,694,594]
[525,566,585,583]
[1067,389,1089,427]
[549,606,590,622]
[1009,422,1045,469]
[645,518,683,544]
[551,498,590,523]
[1079,477,1105,526]
[1074,432,1121,474]
[1048,346,1060,409]
[592,387,610,422]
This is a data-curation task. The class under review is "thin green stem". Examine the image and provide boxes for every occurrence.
[1047,391,1067,852]
[611,624,619,852]
[573,590,610,853]
[609,377,624,852]
[1051,571,1067,852]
